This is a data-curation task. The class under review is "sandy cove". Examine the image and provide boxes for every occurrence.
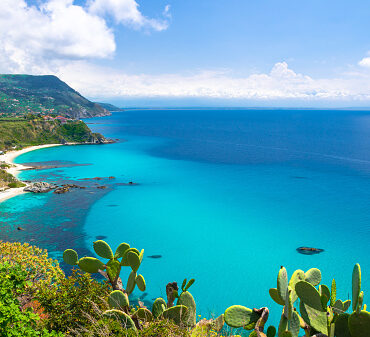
[0,144,62,203]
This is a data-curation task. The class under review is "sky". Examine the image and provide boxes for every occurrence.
[1,0,370,107]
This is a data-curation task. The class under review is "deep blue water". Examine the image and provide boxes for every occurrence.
[1,109,370,329]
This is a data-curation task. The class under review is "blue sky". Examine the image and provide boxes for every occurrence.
[1,0,370,107]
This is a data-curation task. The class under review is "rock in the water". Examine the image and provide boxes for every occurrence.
[147,255,162,259]
[24,182,57,193]
[296,246,324,255]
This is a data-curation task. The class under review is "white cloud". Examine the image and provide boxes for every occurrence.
[52,61,370,104]
[359,57,370,68]
[88,0,170,31]
[0,0,168,73]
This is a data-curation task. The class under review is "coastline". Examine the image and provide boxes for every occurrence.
[0,144,62,203]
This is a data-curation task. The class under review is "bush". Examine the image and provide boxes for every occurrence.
[0,242,64,294]
[0,262,63,337]
[8,181,26,188]
[36,269,110,333]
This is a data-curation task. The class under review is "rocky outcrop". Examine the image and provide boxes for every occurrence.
[24,182,57,193]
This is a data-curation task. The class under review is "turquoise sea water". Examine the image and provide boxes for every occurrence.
[1,109,370,328]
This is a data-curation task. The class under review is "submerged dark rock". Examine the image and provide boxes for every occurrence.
[96,235,107,240]
[147,255,162,259]
[297,246,324,255]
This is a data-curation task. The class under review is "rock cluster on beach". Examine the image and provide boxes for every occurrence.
[24,182,58,193]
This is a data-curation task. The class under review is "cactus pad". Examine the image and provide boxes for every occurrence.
[132,308,153,322]
[108,290,129,309]
[106,259,121,281]
[114,242,130,258]
[126,270,136,294]
[295,280,323,311]
[93,240,113,259]
[352,263,361,311]
[224,305,259,328]
[335,313,351,337]
[177,291,196,327]
[277,267,288,301]
[305,268,321,286]
[289,311,300,337]
[349,310,370,337]
[343,300,351,312]
[288,269,305,302]
[266,325,276,337]
[184,279,195,291]
[330,279,337,307]
[135,274,146,291]
[103,309,136,330]
[77,257,104,273]
[269,288,285,305]
[152,298,167,318]
[299,301,328,335]
[63,249,78,265]
[162,305,189,325]
[127,251,141,272]
[278,313,288,335]
[283,288,293,319]
[319,284,330,305]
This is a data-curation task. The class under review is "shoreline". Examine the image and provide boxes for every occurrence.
[0,144,62,203]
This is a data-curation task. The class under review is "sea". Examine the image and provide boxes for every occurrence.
[1,108,370,328]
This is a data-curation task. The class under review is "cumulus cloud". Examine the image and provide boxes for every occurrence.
[0,0,169,73]
[359,57,370,68]
[52,61,370,103]
[88,0,169,31]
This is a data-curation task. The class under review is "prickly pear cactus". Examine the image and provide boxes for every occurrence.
[348,310,370,337]
[108,290,129,309]
[63,249,78,265]
[335,313,351,337]
[162,305,189,326]
[132,308,153,322]
[93,240,114,259]
[177,291,196,327]
[78,257,104,273]
[152,298,167,318]
[135,274,146,292]
[352,263,361,312]
[224,305,259,329]
[103,309,136,330]
[63,240,145,294]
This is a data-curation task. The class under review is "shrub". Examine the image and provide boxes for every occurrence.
[0,242,64,293]
[36,269,110,333]
[0,262,63,337]
[7,181,26,188]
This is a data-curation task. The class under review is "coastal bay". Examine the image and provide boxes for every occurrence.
[2,109,370,327]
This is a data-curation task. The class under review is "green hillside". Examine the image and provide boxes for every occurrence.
[0,117,108,152]
[0,74,110,118]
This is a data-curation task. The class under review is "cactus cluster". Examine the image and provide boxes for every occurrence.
[63,240,369,337]
[63,240,145,293]
[223,263,368,337]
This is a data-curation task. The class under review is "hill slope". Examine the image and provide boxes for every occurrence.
[0,118,109,152]
[0,75,110,118]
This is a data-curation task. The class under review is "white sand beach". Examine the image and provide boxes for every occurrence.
[0,144,62,203]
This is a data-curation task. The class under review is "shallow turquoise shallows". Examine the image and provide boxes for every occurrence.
[1,109,370,328]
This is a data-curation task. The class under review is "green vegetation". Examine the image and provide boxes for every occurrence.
[0,117,107,152]
[0,75,109,118]
[0,240,368,337]
[0,167,24,189]
[96,103,124,112]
